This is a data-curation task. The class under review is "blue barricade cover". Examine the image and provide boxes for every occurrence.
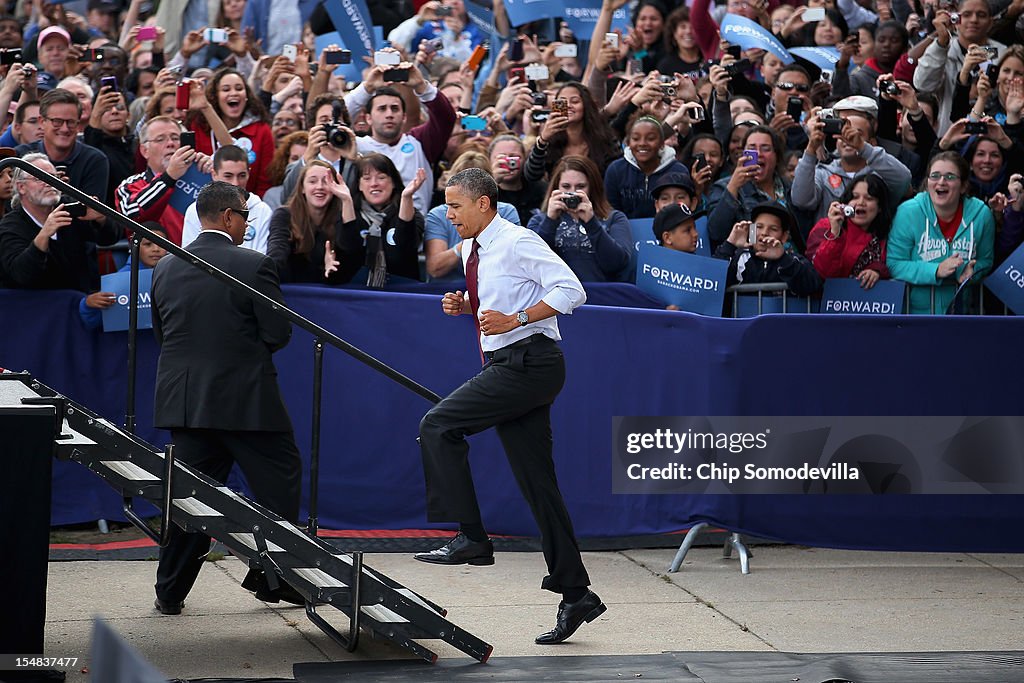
[2,285,1023,552]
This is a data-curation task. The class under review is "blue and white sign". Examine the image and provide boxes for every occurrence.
[720,14,793,64]
[984,242,1024,314]
[789,46,841,71]
[821,278,905,315]
[101,269,153,332]
[168,165,212,216]
[503,0,629,37]
[322,0,375,83]
[635,243,727,315]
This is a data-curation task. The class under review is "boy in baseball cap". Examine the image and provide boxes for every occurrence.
[653,202,702,254]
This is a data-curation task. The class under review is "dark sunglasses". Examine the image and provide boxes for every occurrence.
[776,82,810,93]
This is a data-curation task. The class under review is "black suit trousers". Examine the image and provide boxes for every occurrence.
[155,428,302,603]
[419,335,590,594]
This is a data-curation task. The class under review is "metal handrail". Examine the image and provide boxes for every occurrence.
[0,156,443,624]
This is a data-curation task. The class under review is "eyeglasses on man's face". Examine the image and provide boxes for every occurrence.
[44,117,77,130]
[145,134,181,145]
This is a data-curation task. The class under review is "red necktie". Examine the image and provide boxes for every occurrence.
[465,240,485,364]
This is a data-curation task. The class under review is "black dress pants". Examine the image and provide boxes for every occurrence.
[155,428,302,602]
[419,335,591,594]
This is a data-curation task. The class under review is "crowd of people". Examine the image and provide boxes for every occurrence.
[0,0,1020,315]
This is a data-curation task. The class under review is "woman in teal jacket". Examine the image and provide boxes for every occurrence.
[886,152,995,314]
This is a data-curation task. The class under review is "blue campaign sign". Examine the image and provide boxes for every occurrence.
[720,14,793,63]
[821,278,905,314]
[322,0,375,82]
[314,33,363,83]
[101,269,153,332]
[984,241,1024,314]
[168,165,212,216]
[789,46,840,71]
[635,243,727,316]
[465,0,497,36]
[503,0,629,36]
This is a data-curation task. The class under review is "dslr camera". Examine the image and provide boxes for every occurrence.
[724,58,751,77]
[321,102,350,148]
[562,193,581,210]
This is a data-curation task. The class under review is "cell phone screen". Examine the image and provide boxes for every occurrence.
[180,131,196,148]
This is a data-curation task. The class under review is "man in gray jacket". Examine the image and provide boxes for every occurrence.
[791,96,912,223]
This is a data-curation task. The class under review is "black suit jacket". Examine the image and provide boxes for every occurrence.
[151,231,293,432]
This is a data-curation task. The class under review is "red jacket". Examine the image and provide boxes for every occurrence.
[115,169,185,245]
[190,117,275,198]
[805,217,890,280]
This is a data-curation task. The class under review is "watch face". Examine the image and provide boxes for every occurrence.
[517,311,529,325]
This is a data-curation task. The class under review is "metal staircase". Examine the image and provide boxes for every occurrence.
[4,372,492,664]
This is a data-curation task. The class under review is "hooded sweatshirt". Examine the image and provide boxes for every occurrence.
[191,113,276,198]
[886,192,994,314]
[604,147,688,219]
[790,142,912,223]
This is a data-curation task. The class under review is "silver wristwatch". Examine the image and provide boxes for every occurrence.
[516,311,529,326]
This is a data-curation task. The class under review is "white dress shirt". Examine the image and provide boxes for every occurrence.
[463,213,586,353]
[181,191,273,254]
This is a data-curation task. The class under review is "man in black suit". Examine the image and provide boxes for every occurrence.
[150,181,303,615]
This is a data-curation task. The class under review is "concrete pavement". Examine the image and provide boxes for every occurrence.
[33,545,1024,681]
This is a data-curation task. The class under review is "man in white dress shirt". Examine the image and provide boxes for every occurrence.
[181,145,272,253]
[414,168,606,645]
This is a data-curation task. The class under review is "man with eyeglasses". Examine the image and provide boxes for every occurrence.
[271,111,301,144]
[15,88,109,212]
[150,180,304,615]
[115,115,213,245]
[0,152,118,291]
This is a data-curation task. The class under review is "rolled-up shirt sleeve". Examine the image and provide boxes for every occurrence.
[514,231,587,314]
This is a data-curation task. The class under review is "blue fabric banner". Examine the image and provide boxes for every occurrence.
[789,46,841,71]
[321,0,375,82]
[821,278,905,315]
[635,243,727,315]
[4,287,1024,553]
[168,165,211,216]
[720,14,793,63]
[502,0,629,36]
[100,269,153,332]
[984,243,1024,314]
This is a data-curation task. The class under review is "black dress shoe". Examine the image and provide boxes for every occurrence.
[413,532,494,566]
[154,597,183,615]
[535,590,606,644]
[242,568,306,605]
